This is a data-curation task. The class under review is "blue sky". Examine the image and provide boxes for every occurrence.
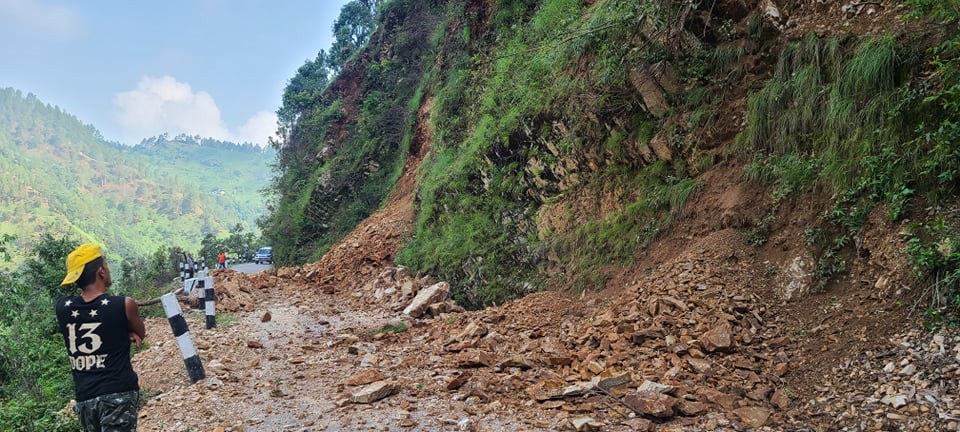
[0,0,351,146]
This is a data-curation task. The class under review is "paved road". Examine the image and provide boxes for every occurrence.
[229,262,272,274]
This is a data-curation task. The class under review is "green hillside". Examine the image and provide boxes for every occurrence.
[262,0,960,309]
[0,88,274,267]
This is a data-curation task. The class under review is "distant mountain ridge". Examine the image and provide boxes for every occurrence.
[0,87,274,266]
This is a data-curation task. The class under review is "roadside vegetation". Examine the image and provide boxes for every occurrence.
[0,236,153,429]
[0,231,242,429]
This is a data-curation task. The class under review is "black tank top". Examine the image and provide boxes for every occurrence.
[55,294,139,401]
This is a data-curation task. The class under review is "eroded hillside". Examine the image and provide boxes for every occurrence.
[129,0,960,430]
[132,148,959,430]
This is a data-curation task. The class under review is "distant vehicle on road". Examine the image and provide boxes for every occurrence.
[253,247,273,265]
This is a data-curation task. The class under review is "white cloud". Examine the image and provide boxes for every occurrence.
[237,110,279,147]
[113,76,277,146]
[0,0,83,39]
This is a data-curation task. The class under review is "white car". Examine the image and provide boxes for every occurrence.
[253,247,273,264]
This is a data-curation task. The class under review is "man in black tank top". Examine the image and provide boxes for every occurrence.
[55,243,146,431]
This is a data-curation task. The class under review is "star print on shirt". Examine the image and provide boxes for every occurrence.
[65,300,72,307]
[89,310,98,317]
[71,310,79,318]
[101,298,110,306]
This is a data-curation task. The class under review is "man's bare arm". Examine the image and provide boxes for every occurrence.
[125,297,146,345]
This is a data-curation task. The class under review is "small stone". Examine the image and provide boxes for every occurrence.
[770,389,789,410]
[637,380,676,395]
[351,381,399,404]
[621,417,654,431]
[261,311,272,322]
[446,372,472,391]
[700,324,735,353]
[677,400,710,416]
[456,351,496,368]
[623,392,678,418]
[774,362,789,376]
[881,394,907,408]
[346,369,384,386]
[733,406,771,428]
[687,358,712,374]
[403,282,450,318]
[571,417,603,431]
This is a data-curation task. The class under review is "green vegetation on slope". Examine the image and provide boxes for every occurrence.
[735,3,960,320]
[264,0,960,314]
[262,0,440,265]
[265,0,730,307]
[399,0,701,305]
[0,88,273,267]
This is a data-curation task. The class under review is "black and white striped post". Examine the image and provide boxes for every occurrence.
[195,277,206,310]
[179,261,191,280]
[160,293,205,383]
[180,253,199,281]
[203,275,216,329]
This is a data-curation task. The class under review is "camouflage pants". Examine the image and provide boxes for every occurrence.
[74,390,139,431]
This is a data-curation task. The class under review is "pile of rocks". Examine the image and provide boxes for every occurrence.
[403,231,792,430]
[134,224,960,431]
[204,270,277,312]
[365,266,464,318]
[792,327,960,431]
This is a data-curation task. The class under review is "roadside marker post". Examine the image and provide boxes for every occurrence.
[160,293,205,383]
[202,275,216,329]
[195,277,206,310]
[180,254,198,280]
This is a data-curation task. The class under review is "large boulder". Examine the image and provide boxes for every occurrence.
[403,282,450,318]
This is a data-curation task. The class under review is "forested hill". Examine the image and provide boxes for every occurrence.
[0,87,273,266]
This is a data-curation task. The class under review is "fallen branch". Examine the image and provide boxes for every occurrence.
[137,287,184,306]
[593,385,642,417]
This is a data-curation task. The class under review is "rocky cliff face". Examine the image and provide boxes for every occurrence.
[269,0,946,311]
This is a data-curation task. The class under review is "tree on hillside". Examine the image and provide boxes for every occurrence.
[0,233,12,262]
[279,50,333,125]
[21,234,76,300]
[328,0,379,72]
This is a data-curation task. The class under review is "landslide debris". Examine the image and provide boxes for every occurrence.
[131,221,960,431]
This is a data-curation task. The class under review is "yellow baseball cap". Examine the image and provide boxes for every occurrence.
[61,243,103,285]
